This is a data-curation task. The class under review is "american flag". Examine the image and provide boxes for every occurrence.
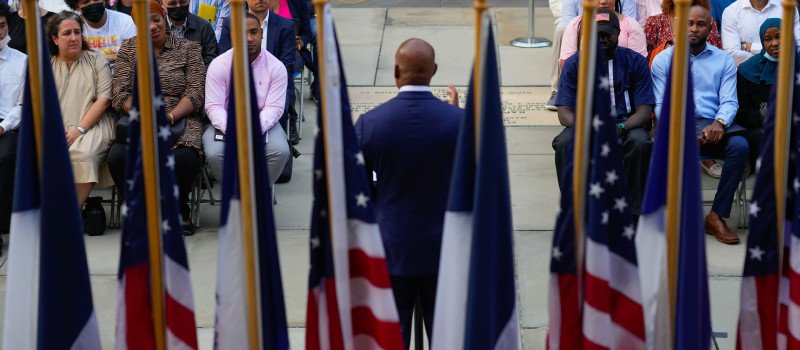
[582,50,645,348]
[115,64,198,349]
[2,29,101,349]
[214,62,289,349]
[547,41,645,349]
[636,58,711,349]
[305,4,404,349]
[736,53,800,349]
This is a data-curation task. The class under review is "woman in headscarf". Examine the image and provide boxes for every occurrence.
[736,18,780,131]
[732,18,780,168]
[108,0,206,235]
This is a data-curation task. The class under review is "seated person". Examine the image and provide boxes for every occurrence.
[106,0,132,16]
[0,2,26,243]
[6,0,55,53]
[108,0,206,236]
[651,5,744,244]
[562,0,637,25]
[733,18,781,160]
[559,0,647,68]
[219,0,299,144]
[47,11,116,209]
[721,0,800,65]
[553,9,655,216]
[203,13,289,185]
[643,0,721,57]
[65,0,136,71]
[163,0,218,66]
[190,0,230,40]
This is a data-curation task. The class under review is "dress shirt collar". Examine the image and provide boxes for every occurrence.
[398,85,431,92]
[0,36,11,61]
[741,0,777,11]
[251,47,268,66]
[0,45,9,62]
[691,43,713,57]
[168,17,189,38]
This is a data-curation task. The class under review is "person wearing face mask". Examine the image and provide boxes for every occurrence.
[163,0,218,66]
[65,0,136,72]
[0,2,26,252]
[108,0,206,236]
[732,18,780,160]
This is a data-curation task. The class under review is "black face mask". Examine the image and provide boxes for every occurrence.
[167,4,190,23]
[81,2,106,23]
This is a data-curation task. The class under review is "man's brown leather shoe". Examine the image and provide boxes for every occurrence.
[704,212,740,244]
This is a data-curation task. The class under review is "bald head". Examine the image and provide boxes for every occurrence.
[688,5,712,50]
[394,38,438,88]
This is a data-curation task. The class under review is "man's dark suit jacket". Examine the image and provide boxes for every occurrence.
[180,13,219,66]
[354,90,462,277]
[219,13,296,103]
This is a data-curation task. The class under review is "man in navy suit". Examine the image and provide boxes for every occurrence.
[354,38,461,349]
[218,0,298,143]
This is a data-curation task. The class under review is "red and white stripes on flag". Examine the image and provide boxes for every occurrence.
[305,4,403,349]
[583,238,646,348]
[115,251,198,350]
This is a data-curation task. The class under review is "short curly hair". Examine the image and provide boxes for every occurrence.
[65,0,109,11]
[661,0,711,14]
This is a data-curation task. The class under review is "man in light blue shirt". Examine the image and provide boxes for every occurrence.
[651,5,747,245]
[0,2,25,247]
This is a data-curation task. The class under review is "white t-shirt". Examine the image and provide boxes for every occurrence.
[82,9,136,71]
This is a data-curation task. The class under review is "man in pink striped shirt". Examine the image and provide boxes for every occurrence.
[203,13,289,184]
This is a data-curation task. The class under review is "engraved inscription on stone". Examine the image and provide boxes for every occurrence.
[348,86,558,126]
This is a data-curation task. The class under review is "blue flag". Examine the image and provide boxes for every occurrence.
[459,17,521,349]
[214,63,289,349]
[2,36,100,348]
[116,61,198,348]
[636,62,711,348]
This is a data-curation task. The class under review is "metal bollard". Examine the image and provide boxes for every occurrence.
[510,0,553,48]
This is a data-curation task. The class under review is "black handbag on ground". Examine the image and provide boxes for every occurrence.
[82,196,106,236]
[114,112,187,145]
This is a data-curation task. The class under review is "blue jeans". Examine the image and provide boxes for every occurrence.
[700,134,749,217]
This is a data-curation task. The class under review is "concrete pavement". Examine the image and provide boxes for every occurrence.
[0,5,751,349]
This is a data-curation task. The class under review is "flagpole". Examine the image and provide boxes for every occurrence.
[21,0,43,168]
[571,0,597,306]
[774,0,796,285]
[473,0,488,150]
[132,0,166,348]
[665,0,690,345]
[229,1,262,349]
[312,1,353,347]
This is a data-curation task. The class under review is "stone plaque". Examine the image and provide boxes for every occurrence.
[347,86,561,126]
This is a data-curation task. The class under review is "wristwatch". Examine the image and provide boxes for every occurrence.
[715,118,726,128]
[77,126,87,135]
